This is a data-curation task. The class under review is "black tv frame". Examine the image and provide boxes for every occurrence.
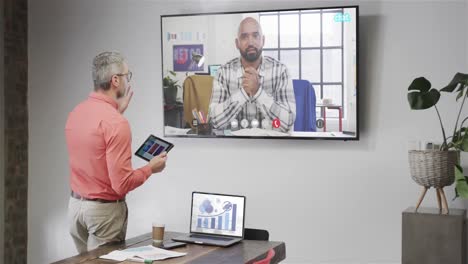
[160,5,359,141]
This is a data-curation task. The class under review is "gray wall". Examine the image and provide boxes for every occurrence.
[28,0,468,263]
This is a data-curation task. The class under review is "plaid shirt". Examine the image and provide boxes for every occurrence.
[209,56,296,133]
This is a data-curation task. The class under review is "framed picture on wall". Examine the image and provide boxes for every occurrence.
[208,64,221,77]
[173,44,204,72]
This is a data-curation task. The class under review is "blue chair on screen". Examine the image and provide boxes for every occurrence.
[293,79,317,132]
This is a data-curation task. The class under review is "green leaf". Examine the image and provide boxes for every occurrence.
[455,164,464,180]
[455,165,468,198]
[441,83,460,93]
[456,89,465,101]
[163,77,169,86]
[407,89,440,109]
[452,128,468,151]
[447,142,455,150]
[456,84,466,93]
[460,129,468,151]
[441,72,468,92]
[408,77,432,93]
[407,77,441,109]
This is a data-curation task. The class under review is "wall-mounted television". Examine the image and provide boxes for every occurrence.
[161,5,359,140]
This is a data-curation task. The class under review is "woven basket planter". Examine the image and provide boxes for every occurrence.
[408,150,458,188]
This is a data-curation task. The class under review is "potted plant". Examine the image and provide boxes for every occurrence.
[407,73,468,213]
[163,70,181,106]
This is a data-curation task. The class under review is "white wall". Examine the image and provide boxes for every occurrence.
[28,0,468,263]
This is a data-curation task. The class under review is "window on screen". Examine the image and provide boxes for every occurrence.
[259,8,351,119]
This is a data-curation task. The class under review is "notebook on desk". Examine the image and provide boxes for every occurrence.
[172,191,246,247]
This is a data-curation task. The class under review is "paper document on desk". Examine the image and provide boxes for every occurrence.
[231,128,289,137]
[100,245,186,261]
[164,126,190,135]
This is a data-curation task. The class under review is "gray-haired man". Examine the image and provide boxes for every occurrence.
[65,51,167,253]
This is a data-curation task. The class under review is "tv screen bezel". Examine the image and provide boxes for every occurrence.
[160,5,359,141]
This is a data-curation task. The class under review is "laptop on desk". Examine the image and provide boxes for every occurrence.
[172,191,246,247]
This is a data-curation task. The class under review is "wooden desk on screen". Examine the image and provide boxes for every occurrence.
[52,231,286,264]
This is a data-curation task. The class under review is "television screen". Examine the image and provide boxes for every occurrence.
[161,6,358,140]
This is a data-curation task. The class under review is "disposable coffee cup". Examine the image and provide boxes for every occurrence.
[152,223,165,245]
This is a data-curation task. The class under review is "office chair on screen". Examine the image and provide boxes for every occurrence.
[292,79,317,132]
[245,228,275,264]
[182,75,214,128]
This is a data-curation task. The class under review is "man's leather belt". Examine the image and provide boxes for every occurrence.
[71,191,125,203]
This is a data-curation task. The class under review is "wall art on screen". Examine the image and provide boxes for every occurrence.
[161,6,359,140]
[173,44,204,72]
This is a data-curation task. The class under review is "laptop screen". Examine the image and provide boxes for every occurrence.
[190,192,246,238]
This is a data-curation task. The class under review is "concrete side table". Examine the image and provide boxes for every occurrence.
[402,207,466,264]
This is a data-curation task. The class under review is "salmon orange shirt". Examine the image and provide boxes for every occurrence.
[65,92,151,200]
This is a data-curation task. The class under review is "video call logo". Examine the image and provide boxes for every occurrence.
[272,118,281,129]
[334,13,351,23]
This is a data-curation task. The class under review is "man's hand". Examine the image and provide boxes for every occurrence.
[242,67,260,97]
[118,86,134,114]
[149,152,167,174]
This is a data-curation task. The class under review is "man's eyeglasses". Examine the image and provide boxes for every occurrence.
[116,71,132,82]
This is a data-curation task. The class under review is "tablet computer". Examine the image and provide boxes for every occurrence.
[135,134,174,161]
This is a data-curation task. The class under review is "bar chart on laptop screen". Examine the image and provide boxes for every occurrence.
[197,202,237,230]
[191,193,245,236]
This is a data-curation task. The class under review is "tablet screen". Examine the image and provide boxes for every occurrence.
[135,135,174,161]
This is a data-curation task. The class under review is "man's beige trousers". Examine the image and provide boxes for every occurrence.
[68,197,128,253]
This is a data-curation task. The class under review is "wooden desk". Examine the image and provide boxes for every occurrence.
[53,231,286,264]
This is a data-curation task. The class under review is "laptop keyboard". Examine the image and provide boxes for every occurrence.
[190,234,233,241]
